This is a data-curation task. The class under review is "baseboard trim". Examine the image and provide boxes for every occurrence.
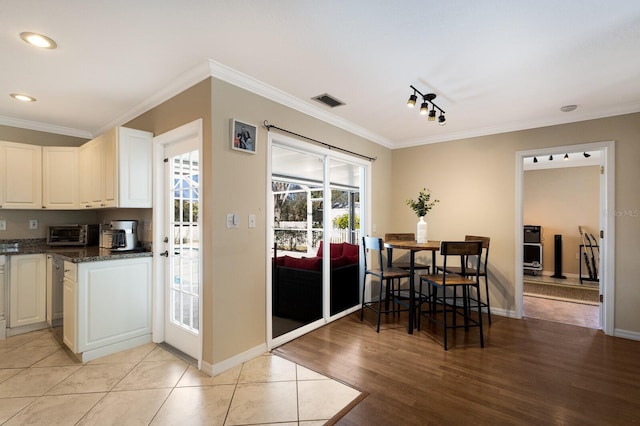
[205,343,268,377]
[614,328,640,341]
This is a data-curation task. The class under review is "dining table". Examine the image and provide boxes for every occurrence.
[384,239,440,334]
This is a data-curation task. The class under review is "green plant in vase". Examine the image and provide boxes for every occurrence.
[406,188,439,243]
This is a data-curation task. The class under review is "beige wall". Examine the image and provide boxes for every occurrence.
[209,78,392,363]
[0,125,88,146]
[392,112,640,333]
[126,77,392,366]
[524,166,600,276]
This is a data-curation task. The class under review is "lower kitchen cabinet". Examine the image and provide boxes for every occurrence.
[63,257,152,360]
[63,261,77,352]
[9,254,46,329]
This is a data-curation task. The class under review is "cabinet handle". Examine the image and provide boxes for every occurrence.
[159,250,169,257]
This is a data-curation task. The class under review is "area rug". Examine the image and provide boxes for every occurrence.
[524,280,599,305]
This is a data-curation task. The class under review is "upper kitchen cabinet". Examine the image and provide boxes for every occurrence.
[0,141,42,209]
[43,146,79,209]
[79,126,153,208]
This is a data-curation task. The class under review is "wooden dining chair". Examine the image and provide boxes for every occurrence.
[361,236,412,332]
[384,233,430,317]
[436,235,492,323]
[418,241,484,350]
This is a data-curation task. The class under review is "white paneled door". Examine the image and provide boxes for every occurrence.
[154,121,202,361]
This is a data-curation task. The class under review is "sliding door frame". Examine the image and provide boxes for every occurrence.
[266,132,370,350]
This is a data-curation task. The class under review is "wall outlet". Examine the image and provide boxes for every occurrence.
[248,214,256,228]
[29,219,38,230]
[0,220,6,231]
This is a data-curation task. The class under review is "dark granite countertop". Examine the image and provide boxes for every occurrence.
[0,239,152,263]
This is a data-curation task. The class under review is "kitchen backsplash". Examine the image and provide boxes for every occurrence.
[0,208,152,244]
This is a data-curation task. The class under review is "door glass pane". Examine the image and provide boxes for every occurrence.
[170,150,200,332]
[329,159,362,315]
[271,145,324,337]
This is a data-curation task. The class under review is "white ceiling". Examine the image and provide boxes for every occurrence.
[2,1,640,148]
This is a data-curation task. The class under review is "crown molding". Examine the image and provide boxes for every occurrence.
[95,61,214,136]
[395,104,640,148]
[206,59,394,148]
[0,115,93,139]
[94,58,393,148]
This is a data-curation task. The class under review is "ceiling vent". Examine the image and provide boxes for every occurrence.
[312,93,345,108]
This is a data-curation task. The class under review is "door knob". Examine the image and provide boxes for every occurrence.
[159,250,169,257]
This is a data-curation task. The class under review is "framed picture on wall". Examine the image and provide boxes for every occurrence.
[230,119,257,154]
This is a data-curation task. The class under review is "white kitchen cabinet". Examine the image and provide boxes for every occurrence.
[0,256,6,338]
[78,126,152,209]
[62,257,152,359]
[63,261,77,352]
[9,254,46,328]
[42,146,79,209]
[0,141,42,209]
[79,134,108,208]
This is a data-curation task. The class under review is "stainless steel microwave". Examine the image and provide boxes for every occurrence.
[47,224,100,246]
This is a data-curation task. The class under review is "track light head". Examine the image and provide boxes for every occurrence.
[533,157,538,163]
[583,152,591,158]
[438,113,446,126]
[420,102,429,115]
[549,155,553,161]
[564,153,569,160]
[428,108,436,121]
[407,93,417,108]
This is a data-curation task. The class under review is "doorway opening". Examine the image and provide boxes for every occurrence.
[515,141,615,334]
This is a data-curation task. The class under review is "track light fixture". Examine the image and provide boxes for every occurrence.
[564,153,569,160]
[407,85,446,125]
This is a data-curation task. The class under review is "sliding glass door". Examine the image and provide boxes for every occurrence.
[269,137,366,343]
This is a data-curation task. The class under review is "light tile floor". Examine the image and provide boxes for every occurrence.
[0,329,362,425]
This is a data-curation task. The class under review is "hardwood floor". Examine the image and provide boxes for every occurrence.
[273,310,640,425]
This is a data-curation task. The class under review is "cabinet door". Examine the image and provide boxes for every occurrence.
[102,128,118,208]
[77,258,151,353]
[9,254,46,327]
[0,256,6,325]
[43,147,79,209]
[118,127,153,207]
[78,138,103,208]
[63,274,77,352]
[0,142,42,209]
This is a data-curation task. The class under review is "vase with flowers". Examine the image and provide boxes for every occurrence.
[405,188,439,243]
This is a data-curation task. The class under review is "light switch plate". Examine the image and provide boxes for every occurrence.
[248,214,256,228]
[226,213,239,229]
[0,220,6,231]
[29,219,38,230]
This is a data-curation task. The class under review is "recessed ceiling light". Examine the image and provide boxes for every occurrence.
[10,93,37,102]
[19,32,57,49]
[560,104,577,112]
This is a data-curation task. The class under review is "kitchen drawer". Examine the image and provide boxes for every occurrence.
[63,261,77,281]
